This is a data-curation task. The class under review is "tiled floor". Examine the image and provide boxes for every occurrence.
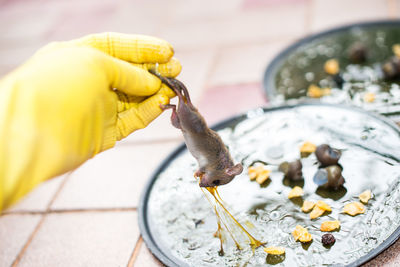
[1,0,400,266]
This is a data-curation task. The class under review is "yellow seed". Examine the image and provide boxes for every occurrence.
[393,44,400,58]
[300,141,317,154]
[292,225,312,242]
[343,202,365,216]
[256,170,270,184]
[288,186,304,199]
[248,165,270,184]
[364,92,375,103]
[264,246,285,255]
[322,87,331,96]
[320,220,340,232]
[307,84,323,98]
[310,206,325,219]
[359,190,372,204]
[301,200,315,213]
[324,59,340,75]
[316,200,332,211]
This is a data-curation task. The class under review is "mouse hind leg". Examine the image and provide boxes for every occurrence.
[160,104,181,129]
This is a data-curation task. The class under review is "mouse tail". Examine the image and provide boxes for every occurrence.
[149,70,192,105]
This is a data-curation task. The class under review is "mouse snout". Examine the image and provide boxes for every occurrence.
[199,172,235,187]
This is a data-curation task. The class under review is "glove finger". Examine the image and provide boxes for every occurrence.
[71,32,174,64]
[116,93,169,140]
[131,57,182,78]
[105,55,162,96]
[116,83,175,113]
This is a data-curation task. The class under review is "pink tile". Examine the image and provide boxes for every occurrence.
[133,239,163,267]
[159,2,307,50]
[311,0,389,33]
[51,141,181,210]
[242,0,307,9]
[0,1,58,48]
[18,211,139,267]
[171,0,242,22]
[0,214,42,267]
[197,83,267,125]
[209,39,294,87]
[6,174,67,213]
[174,48,217,105]
[103,0,175,37]
[119,112,183,144]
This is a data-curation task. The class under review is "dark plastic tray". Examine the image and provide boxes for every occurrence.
[263,20,400,121]
[139,103,400,267]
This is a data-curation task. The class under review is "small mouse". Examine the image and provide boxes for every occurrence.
[151,71,243,187]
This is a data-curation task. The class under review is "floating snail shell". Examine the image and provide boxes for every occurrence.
[313,165,345,189]
[348,42,368,64]
[279,160,303,181]
[315,144,341,167]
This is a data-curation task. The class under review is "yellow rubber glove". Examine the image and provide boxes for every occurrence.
[0,32,182,211]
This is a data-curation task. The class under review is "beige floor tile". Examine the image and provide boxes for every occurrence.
[51,141,181,210]
[159,2,307,50]
[18,211,139,267]
[118,112,183,144]
[311,0,389,33]
[6,174,67,213]
[0,214,41,267]
[174,48,217,105]
[133,240,163,267]
[209,39,294,87]
[171,0,242,22]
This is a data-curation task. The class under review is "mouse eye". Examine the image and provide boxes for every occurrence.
[212,180,221,186]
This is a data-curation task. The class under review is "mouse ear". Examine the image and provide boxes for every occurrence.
[225,163,243,176]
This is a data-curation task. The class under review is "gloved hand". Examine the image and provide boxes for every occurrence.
[0,32,181,211]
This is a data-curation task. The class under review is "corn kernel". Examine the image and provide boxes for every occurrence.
[393,44,400,58]
[288,186,304,199]
[324,59,340,75]
[248,165,270,184]
[320,220,340,232]
[301,200,315,213]
[359,190,372,204]
[364,92,375,103]
[316,200,332,211]
[310,206,325,219]
[292,225,312,242]
[343,202,365,216]
[307,84,323,98]
[264,246,285,255]
[300,142,317,154]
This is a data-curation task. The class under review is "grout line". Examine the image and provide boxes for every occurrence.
[46,171,73,211]
[126,236,144,267]
[11,214,46,267]
[10,172,74,266]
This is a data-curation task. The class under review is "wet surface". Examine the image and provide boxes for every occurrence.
[146,105,400,266]
[269,24,400,120]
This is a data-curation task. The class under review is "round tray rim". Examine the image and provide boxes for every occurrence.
[262,19,400,100]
